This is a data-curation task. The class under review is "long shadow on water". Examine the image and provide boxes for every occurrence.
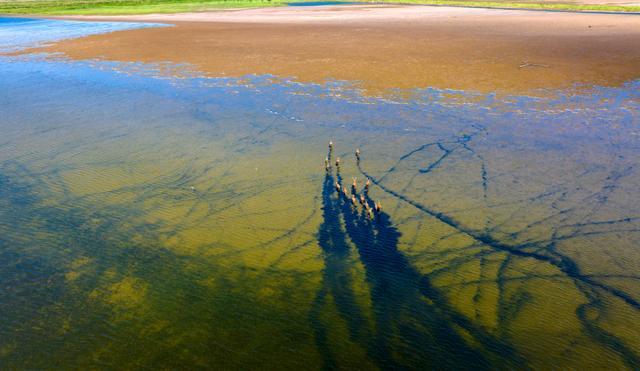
[309,150,373,369]
[311,149,523,370]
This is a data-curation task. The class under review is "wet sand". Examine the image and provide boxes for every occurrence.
[36,5,640,94]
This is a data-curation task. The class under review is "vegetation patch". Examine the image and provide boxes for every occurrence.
[0,0,639,15]
[0,0,286,15]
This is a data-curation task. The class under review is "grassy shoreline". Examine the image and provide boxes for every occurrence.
[0,0,286,15]
[393,0,640,13]
[0,0,639,15]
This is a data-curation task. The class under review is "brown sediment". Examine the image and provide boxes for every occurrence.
[30,6,640,95]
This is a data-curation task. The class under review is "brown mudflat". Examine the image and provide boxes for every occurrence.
[37,6,640,95]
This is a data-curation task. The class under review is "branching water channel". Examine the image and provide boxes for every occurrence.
[309,131,640,368]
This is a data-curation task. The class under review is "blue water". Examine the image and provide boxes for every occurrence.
[0,17,167,53]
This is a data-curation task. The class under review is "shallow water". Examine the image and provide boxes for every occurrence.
[0,17,167,53]
[1,17,639,370]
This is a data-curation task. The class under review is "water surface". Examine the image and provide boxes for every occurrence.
[0,17,166,53]
[1,17,639,370]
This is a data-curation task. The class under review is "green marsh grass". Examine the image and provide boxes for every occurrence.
[375,0,640,13]
[0,0,639,15]
[0,0,286,15]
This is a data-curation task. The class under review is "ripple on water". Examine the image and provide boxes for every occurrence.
[1,18,640,370]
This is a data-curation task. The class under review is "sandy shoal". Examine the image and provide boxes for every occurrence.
[34,5,640,95]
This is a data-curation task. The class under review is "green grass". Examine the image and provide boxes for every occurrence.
[0,0,287,15]
[382,0,640,13]
[0,0,638,15]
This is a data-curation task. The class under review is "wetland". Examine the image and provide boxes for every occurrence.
[1,6,640,369]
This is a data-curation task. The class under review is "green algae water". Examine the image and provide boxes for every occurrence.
[1,18,640,370]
